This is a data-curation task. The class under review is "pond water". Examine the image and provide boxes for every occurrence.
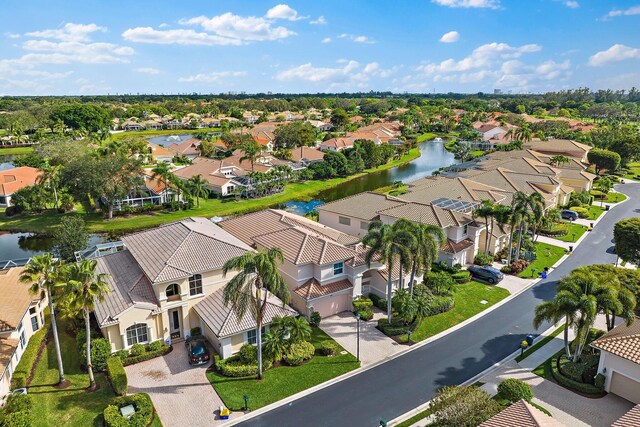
[280,139,456,215]
[0,155,16,171]
[0,232,104,264]
[147,134,193,147]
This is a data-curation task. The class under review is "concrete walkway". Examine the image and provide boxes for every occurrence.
[535,235,573,250]
[320,309,403,366]
[126,344,242,427]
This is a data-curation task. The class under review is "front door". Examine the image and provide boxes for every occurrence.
[170,309,181,339]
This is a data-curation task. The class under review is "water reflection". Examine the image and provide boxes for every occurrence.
[0,232,103,262]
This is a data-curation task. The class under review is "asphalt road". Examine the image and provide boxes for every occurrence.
[240,183,639,427]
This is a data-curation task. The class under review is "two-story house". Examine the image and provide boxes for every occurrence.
[220,209,386,318]
[0,267,47,399]
[316,191,486,266]
[93,218,295,359]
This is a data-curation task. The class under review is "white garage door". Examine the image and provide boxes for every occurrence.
[610,372,640,404]
[311,293,352,318]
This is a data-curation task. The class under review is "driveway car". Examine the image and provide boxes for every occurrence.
[561,209,579,221]
[187,338,210,365]
[467,265,504,284]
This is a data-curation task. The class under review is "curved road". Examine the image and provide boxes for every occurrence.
[241,183,640,427]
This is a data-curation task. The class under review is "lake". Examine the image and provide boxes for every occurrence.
[147,134,193,147]
[0,232,104,265]
[0,155,16,171]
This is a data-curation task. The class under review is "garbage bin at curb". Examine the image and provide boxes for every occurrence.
[568,245,573,252]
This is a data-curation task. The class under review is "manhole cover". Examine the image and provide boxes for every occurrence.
[480,300,488,305]
[340,350,348,355]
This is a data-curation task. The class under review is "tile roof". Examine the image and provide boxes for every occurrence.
[0,267,36,332]
[147,142,174,157]
[441,238,475,254]
[167,138,201,156]
[294,278,353,300]
[193,287,297,338]
[122,217,253,283]
[94,250,160,327]
[320,137,356,149]
[524,139,591,158]
[480,400,565,427]
[291,146,325,162]
[613,405,640,427]
[378,201,474,228]
[316,191,406,221]
[404,177,508,205]
[0,166,42,196]
[591,317,640,365]
[0,337,19,378]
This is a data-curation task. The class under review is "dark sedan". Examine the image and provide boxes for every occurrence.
[187,338,210,365]
[467,265,504,284]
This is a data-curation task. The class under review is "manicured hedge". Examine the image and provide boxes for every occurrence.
[114,342,171,367]
[107,357,128,396]
[551,355,604,395]
[215,356,273,378]
[0,394,32,427]
[283,341,315,366]
[10,325,49,389]
[318,340,340,356]
[103,394,154,427]
[452,271,471,284]
[377,318,415,336]
[497,378,533,403]
[80,338,112,372]
[369,294,388,312]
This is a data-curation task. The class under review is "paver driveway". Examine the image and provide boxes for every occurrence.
[126,343,242,426]
[320,310,403,366]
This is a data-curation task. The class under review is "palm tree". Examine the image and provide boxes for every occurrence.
[62,260,110,389]
[19,254,67,386]
[222,248,290,379]
[391,219,417,290]
[505,193,527,265]
[525,192,545,244]
[188,175,210,208]
[534,294,578,359]
[473,201,496,255]
[37,163,62,210]
[151,162,173,204]
[408,223,445,295]
[363,221,415,323]
[240,140,261,172]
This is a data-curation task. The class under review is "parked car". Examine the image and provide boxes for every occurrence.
[561,209,579,221]
[467,265,504,284]
[187,338,210,365]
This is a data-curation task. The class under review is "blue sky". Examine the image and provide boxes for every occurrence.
[1,0,639,95]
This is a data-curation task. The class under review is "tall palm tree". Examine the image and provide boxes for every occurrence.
[505,193,525,265]
[62,260,110,389]
[473,201,496,255]
[19,254,67,385]
[524,192,545,245]
[391,219,417,290]
[240,140,261,172]
[188,175,210,208]
[408,223,445,295]
[222,248,290,379]
[37,163,62,210]
[363,221,415,323]
[534,294,578,359]
[151,162,172,204]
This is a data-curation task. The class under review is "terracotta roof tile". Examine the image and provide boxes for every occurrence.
[0,267,36,332]
[0,166,42,196]
[0,337,19,379]
[316,191,406,221]
[591,317,640,364]
[480,400,565,427]
[294,278,353,300]
[441,238,474,254]
[613,405,640,427]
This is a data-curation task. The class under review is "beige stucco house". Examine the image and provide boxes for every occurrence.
[93,217,295,359]
[0,268,47,400]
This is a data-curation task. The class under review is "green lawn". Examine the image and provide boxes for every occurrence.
[396,281,510,343]
[516,325,565,363]
[623,162,640,180]
[416,132,437,143]
[603,192,627,203]
[394,408,435,427]
[553,223,587,243]
[0,149,421,234]
[585,205,605,220]
[28,319,116,427]
[207,327,359,411]
[0,146,34,155]
[470,150,486,158]
[112,127,221,140]
[519,242,566,278]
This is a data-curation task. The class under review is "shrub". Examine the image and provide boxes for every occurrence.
[107,357,128,396]
[430,386,502,427]
[352,296,373,312]
[104,394,154,427]
[216,358,258,378]
[190,327,202,337]
[377,318,412,336]
[506,259,529,275]
[2,410,32,427]
[427,295,455,315]
[551,356,604,395]
[309,310,321,327]
[451,271,471,284]
[0,394,32,427]
[569,206,588,218]
[129,343,146,358]
[284,340,315,366]
[594,373,605,390]
[500,266,512,274]
[357,309,373,321]
[412,284,433,299]
[121,345,171,366]
[146,340,163,352]
[237,344,258,364]
[318,340,340,356]
[369,294,388,311]
[112,350,129,360]
[425,271,455,296]
[10,325,48,389]
[80,338,112,372]
[76,328,100,351]
[474,253,493,266]
[497,378,533,402]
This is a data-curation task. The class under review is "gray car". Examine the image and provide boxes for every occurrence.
[467,265,504,284]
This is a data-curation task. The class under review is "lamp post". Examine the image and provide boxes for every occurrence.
[355,312,361,362]
[407,329,413,345]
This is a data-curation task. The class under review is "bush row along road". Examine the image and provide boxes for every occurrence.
[238,183,639,427]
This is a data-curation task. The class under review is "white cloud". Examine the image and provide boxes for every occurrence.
[181,12,296,42]
[265,4,307,21]
[564,1,579,8]
[321,37,332,43]
[25,23,106,42]
[603,5,640,19]
[337,33,375,44]
[310,16,327,25]
[276,60,398,89]
[158,23,170,28]
[431,0,500,9]
[439,31,460,43]
[134,67,160,75]
[6,33,20,39]
[122,27,242,46]
[178,71,247,83]
[589,44,640,67]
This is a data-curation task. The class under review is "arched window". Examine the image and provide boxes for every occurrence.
[126,324,148,346]
[166,283,180,298]
[189,274,203,296]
